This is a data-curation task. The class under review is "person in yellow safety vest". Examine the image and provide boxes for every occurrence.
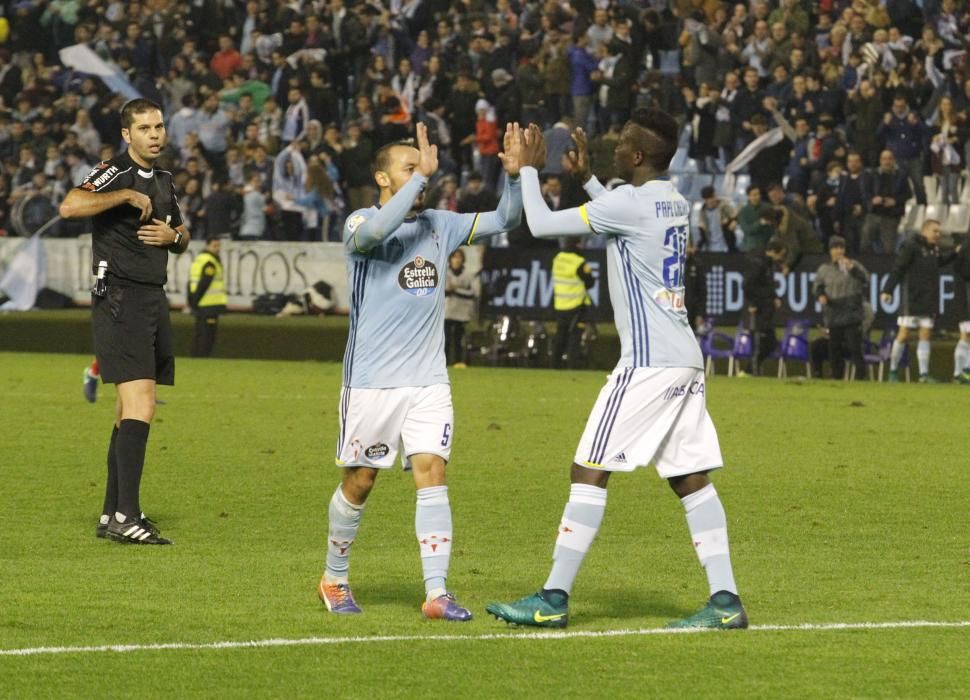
[188,236,227,357]
[551,237,595,369]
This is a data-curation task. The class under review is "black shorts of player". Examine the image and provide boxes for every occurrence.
[92,284,175,385]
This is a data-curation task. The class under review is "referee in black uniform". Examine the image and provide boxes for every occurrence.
[60,98,190,545]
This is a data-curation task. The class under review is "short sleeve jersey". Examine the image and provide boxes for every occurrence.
[77,151,183,286]
[580,179,703,369]
[342,206,481,388]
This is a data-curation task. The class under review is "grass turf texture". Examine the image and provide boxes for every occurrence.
[1,352,969,697]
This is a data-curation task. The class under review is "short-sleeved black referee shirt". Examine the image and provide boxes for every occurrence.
[78,151,183,286]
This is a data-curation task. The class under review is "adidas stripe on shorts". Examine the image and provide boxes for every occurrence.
[335,383,453,469]
[574,366,723,478]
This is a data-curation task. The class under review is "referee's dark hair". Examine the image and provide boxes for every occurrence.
[121,98,164,129]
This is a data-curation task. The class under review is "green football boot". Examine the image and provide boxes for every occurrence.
[918,374,939,384]
[486,591,569,628]
[888,370,900,383]
[666,591,748,630]
[958,371,970,385]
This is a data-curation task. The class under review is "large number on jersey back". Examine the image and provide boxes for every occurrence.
[662,225,688,288]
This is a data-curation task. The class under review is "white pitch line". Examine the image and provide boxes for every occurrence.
[2,621,969,658]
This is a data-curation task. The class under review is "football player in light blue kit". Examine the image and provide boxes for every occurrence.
[319,123,525,620]
[487,111,747,629]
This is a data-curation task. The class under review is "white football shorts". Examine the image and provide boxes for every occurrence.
[335,383,454,469]
[897,316,934,329]
[574,366,723,478]
[959,321,970,334]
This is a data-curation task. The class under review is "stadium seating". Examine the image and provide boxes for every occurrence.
[873,327,910,382]
[727,325,754,377]
[775,319,812,378]
[943,204,969,234]
[924,203,949,231]
[924,176,941,205]
[699,318,735,376]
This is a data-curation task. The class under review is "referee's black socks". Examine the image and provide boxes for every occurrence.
[101,425,119,517]
[115,419,150,522]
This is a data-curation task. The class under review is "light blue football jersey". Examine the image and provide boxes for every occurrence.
[579,179,703,370]
[342,174,521,388]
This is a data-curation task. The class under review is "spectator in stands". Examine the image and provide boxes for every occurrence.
[282,87,310,146]
[767,182,822,271]
[862,149,911,254]
[458,172,498,215]
[845,78,884,167]
[696,185,737,253]
[204,177,240,240]
[568,32,599,133]
[683,84,719,174]
[878,95,929,205]
[239,171,268,241]
[833,151,868,255]
[929,95,967,205]
[737,184,773,253]
[211,35,243,82]
[747,110,791,193]
[339,122,376,213]
[472,100,501,190]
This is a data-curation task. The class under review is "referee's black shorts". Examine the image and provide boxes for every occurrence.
[92,284,175,385]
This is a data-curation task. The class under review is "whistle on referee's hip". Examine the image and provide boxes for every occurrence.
[93,260,108,297]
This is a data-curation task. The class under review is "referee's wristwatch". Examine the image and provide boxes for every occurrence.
[172,230,183,248]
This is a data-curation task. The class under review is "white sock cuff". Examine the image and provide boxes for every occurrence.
[569,483,607,506]
[681,483,717,512]
[334,486,364,513]
[917,340,930,351]
[417,485,449,506]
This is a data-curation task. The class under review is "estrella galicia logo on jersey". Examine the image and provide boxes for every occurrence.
[364,443,390,459]
[398,256,439,296]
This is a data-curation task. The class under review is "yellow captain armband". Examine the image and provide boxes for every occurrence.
[466,213,481,244]
[578,204,591,231]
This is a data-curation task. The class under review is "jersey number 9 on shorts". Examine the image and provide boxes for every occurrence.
[662,225,688,289]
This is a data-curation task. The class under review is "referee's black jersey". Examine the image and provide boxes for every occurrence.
[78,151,183,286]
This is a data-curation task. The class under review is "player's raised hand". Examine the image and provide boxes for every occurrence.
[522,123,546,171]
[564,127,591,182]
[126,190,153,222]
[415,122,438,177]
[497,122,524,177]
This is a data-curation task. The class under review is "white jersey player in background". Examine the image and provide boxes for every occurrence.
[487,111,747,629]
[319,123,524,620]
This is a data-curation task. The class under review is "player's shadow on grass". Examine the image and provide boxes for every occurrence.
[583,588,688,622]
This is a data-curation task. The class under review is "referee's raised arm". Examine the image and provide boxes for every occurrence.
[60,185,153,222]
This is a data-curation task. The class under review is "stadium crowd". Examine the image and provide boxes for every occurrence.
[0,0,969,255]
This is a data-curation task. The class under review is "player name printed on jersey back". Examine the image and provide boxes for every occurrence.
[654,200,691,218]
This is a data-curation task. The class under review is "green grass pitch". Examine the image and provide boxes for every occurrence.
[1,352,969,698]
